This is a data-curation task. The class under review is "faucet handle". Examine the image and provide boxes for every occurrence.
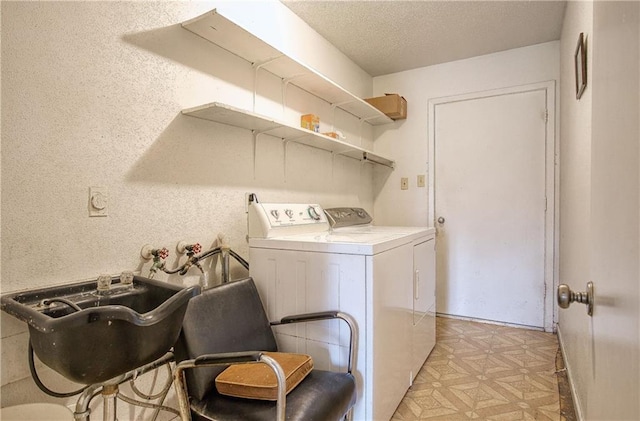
[97,274,112,292]
[154,247,169,260]
[140,244,169,260]
[120,271,134,286]
[177,241,202,255]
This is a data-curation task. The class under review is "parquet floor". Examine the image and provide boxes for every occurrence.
[392,317,567,421]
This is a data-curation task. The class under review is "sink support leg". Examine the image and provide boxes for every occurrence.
[102,384,119,421]
[72,383,120,421]
[74,383,101,421]
[73,352,175,421]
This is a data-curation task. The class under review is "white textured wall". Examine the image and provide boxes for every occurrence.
[0,0,378,412]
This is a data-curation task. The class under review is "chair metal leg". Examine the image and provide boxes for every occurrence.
[173,364,192,421]
[173,352,288,421]
[260,354,287,421]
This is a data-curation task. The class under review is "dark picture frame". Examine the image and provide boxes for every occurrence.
[575,32,587,99]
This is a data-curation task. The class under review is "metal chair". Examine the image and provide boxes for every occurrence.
[173,277,357,421]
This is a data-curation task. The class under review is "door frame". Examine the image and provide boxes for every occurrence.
[427,81,557,332]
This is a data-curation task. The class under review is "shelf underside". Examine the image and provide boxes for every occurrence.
[182,102,395,169]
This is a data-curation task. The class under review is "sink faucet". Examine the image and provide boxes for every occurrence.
[178,243,204,275]
[148,247,169,279]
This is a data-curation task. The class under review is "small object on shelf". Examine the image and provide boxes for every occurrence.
[364,94,407,120]
[322,131,345,140]
[301,114,320,132]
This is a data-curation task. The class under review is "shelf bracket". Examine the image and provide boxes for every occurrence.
[280,135,311,181]
[252,125,284,178]
[333,146,357,157]
[252,130,258,180]
[282,81,290,118]
[283,132,362,170]
[331,148,370,169]
[330,100,357,131]
[281,74,307,117]
[332,146,359,168]
[283,138,292,181]
[331,147,359,179]
[284,134,310,143]
[332,152,336,179]
[359,115,381,145]
[252,55,284,112]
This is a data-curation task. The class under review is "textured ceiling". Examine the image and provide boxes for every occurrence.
[282,0,567,76]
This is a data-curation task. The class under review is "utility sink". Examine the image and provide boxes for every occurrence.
[1,275,200,385]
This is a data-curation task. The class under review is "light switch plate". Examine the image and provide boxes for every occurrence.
[401,177,409,190]
[417,174,426,187]
[89,186,108,217]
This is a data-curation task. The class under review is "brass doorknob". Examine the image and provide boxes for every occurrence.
[557,282,594,316]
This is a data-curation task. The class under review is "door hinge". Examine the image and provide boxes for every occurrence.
[544,109,549,123]
[545,197,548,211]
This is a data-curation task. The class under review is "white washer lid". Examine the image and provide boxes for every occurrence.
[1,403,73,421]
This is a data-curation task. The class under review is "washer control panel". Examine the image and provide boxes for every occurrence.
[248,202,329,238]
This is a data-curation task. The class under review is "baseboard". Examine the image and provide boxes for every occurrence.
[556,325,584,421]
[436,312,545,331]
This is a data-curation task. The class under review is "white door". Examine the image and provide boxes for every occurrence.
[565,2,639,419]
[433,88,548,328]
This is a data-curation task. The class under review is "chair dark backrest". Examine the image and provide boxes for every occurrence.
[174,278,278,401]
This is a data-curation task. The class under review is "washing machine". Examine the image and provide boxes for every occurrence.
[248,201,436,421]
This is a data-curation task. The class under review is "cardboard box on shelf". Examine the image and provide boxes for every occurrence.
[300,114,320,132]
[364,94,407,120]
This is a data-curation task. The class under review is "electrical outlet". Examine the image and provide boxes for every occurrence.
[401,177,409,190]
[417,174,426,187]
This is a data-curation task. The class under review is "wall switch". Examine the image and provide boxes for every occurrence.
[417,174,426,187]
[401,177,409,190]
[89,186,108,217]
